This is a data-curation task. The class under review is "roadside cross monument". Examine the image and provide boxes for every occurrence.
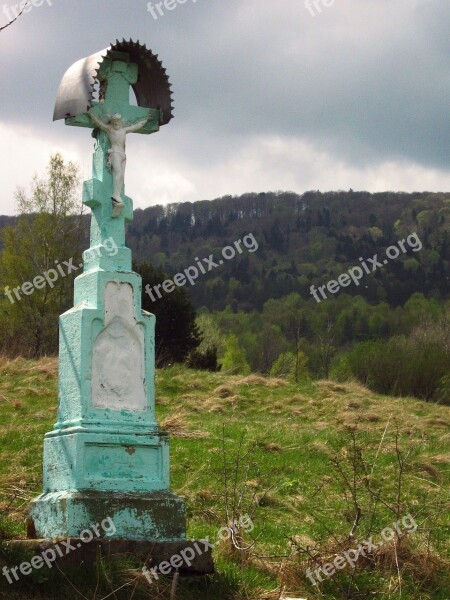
[26,41,207,562]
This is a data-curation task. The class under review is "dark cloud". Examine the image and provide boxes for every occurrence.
[0,0,448,215]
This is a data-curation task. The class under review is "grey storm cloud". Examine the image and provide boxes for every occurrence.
[0,0,449,214]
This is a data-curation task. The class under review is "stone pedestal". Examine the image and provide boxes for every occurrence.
[26,44,200,558]
[28,246,186,541]
[28,491,186,541]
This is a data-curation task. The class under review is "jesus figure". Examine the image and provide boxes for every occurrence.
[89,110,151,217]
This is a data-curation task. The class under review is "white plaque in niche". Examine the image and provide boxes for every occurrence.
[92,281,146,411]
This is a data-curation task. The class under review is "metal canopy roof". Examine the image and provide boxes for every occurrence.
[53,39,174,125]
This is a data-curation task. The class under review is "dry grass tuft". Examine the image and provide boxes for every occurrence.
[290,408,307,416]
[29,357,58,378]
[160,411,208,439]
[155,395,170,406]
[265,378,289,389]
[347,401,361,410]
[258,441,283,452]
[16,387,42,397]
[203,391,240,412]
[0,356,58,378]
[214,385,234,398]
[318,379,373,401]
[290,533,316,549]
[255,586,289,600]
[0,357,26,376]
[361,413,381,423]
[336,411,359,424]
[245,479,260,489]
[317,380,349,395]
[185,378,208,391]
[236,374,270,386]
[430,454,450,465]
[284,536,449,597]
[427,418,449,428]
[199,507,221,524]
[335,409,383,427]
[373,539,449,583]
[235,374,287,389]
[311,440,332,455]
[412,461,441,480]
[32,411,49,419]
[196,489,215,502]
[255,491,280,507]
[288,394,310,404]
[207,404,226,414]
[314,421,328,431]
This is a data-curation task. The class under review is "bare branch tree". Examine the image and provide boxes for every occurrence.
[0,0,30,33]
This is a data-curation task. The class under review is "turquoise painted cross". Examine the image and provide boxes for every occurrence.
[28,41,188,544]
[65,51,160,260]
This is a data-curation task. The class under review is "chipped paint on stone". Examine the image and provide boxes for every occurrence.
[28,45,186,542]
[29,490,186,541]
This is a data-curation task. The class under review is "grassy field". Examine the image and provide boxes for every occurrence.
[0,356,449,599]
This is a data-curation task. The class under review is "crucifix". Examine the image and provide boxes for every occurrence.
[26,43,214,573]
[62,49,161,251]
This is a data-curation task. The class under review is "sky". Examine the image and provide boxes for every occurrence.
[0,0,449,216]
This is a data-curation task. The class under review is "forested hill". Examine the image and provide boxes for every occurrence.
[127,190,450,311]
[1,190,448,312]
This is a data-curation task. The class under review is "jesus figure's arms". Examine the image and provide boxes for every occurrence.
[125,113,151,133]
[88,110,109,132]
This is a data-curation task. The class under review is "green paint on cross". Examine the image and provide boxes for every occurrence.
[66,51,160,134]
[28,41,189,546]
[64,51,160,272]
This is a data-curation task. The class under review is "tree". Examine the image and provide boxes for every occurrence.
[195,313,224,355]
[270,351,309,382]
[221,334,250,375]
[344,316,450,402]
[186,347,219,371]
[270,351,296,379]
[0,154,83,356]
[257,324,289,373]
[137,262,200,366]
[0,0,29,33]
[186,312,222,371]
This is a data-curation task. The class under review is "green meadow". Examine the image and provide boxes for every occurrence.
[0,357,449,599]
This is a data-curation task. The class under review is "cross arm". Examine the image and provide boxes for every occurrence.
[125,112,152,133]
[88,110,109,132]
[64,106,106,130]
[65,113,94,129]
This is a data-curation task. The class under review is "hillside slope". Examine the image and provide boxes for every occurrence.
[2,190,448,311]
[0,357,449,599]
[127,190,450,311]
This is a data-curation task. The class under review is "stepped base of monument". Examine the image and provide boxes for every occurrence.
[27,489,186,542]
[7,538,214,576]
